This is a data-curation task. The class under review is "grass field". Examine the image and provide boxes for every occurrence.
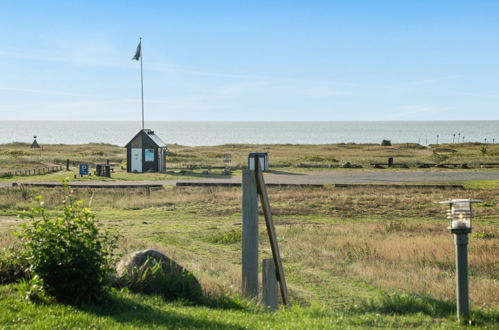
[1,142,498,180]
[0,183,498,328]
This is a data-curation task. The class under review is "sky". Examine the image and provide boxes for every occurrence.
[0,1,498,121]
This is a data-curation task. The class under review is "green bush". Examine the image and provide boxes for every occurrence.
[16,180,118,303]
[381,139,391,146]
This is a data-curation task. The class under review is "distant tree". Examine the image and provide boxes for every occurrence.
[381,139,392,146]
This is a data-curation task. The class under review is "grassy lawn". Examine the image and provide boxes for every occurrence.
[0,183,498,328]
[1,283,470,329]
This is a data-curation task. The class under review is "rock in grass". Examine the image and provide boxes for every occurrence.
[115,249,202,301]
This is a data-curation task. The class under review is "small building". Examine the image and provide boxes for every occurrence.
[248,152,269,171]
[125,129,167,173]
[31,136,40,149]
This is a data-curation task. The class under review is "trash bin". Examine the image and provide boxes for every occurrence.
[104,165,111,178]
[96,164,103,176]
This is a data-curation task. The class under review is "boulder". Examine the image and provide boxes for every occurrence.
[115,249,202,300]
[116,249,176,278]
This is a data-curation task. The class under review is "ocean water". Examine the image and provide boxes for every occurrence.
[0,121,497,146]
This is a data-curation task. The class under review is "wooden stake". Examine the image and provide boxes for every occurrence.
[254,158,291,306]
[262,258,278,310]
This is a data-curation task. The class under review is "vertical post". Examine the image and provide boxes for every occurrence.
[454,232,469,321]
[66,159,70,171]
[140,37,145,130]
[262,259,278,310]
[242,169,259,299]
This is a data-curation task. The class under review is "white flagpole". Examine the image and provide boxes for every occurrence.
[139,37,145,130]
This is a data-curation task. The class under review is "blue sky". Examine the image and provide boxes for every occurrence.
[0,1,498,121]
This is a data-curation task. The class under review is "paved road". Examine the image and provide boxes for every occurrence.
[1,170,498,188]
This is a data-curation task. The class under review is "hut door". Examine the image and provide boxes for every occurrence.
[131,148,142,172]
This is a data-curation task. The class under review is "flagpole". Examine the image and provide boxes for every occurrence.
[139,37,144,130]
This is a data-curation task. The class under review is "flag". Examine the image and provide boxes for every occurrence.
[132,40,141,60]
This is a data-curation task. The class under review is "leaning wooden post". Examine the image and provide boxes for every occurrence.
[254,157,291,306]
[242,169,259,299]
[262,259,278,310]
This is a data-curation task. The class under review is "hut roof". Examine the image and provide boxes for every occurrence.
[30,139,40,149]
[125,129,166,148]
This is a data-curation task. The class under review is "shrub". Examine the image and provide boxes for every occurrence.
[0,245,29,284]
[431,152,450,163]
[16,180,118,303]
[381,139,391,146]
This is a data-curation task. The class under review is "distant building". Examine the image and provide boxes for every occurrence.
[125,129,167,173]
[30,136,40,149]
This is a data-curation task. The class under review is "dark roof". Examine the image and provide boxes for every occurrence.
[248,152,268,157]
[125,129,166,148]
[30,139,40,149]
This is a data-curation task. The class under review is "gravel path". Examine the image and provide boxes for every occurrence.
[1,170,498,188]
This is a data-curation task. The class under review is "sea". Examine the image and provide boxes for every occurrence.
[0,121,497,146]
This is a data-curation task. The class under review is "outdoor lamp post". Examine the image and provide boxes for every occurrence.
[439,199,481,322]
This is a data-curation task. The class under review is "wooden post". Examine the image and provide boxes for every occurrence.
[262,259,278,310]
[66,159,70,171]
[255,158,291,306]
[242,169,259,299]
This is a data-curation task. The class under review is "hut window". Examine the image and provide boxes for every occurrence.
[145,149,155,162]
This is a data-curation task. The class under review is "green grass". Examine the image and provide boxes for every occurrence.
[462,180,499,189]
[1,284,489,329]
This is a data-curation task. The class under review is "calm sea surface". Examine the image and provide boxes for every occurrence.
[0,121,497,146]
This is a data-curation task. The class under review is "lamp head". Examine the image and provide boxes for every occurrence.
[439,199,481,233]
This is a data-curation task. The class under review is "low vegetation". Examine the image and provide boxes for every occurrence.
[15,182,118,303]
[0,182,497,327]
[1,142,499,178]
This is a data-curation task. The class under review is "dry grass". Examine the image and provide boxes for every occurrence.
[278,222,498,307]
[0,142,123,171]
[1,184,497,310]
[3,185,496,219]
[2,142,498,172]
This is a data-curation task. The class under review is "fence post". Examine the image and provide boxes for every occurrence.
[66,159,70,171]
[242,169,259,299]
[262,259,278,310]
